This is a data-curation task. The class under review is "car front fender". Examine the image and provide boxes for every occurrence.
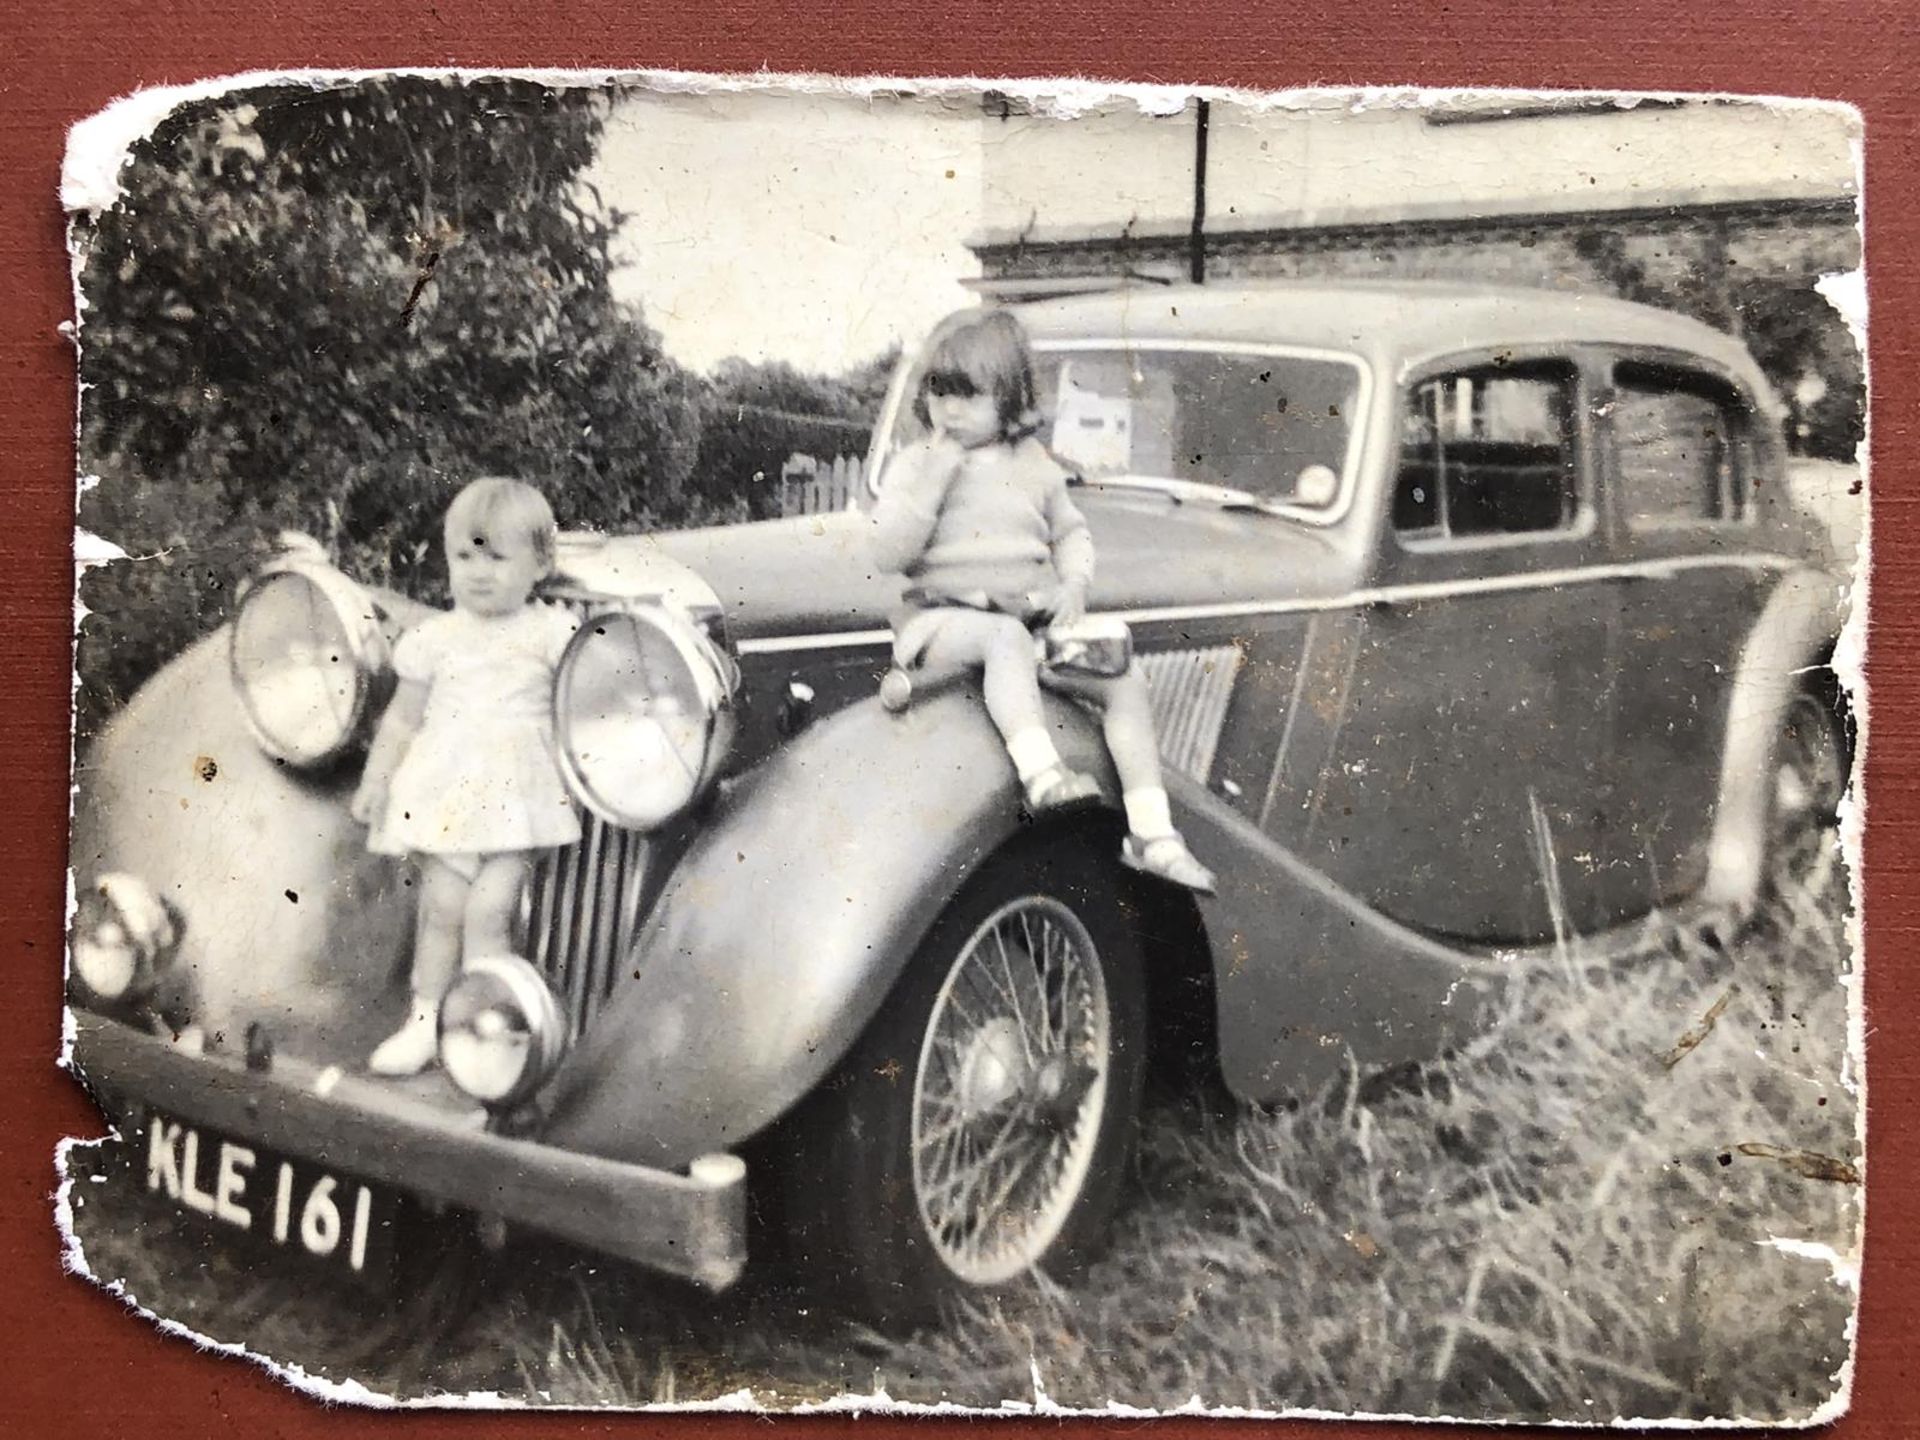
[70,628,417,1052]
[538,687,1118,1171]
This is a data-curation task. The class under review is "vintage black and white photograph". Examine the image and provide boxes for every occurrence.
[59,72,1864,1420]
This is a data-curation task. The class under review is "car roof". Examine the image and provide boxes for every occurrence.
[1012,279,1771,392]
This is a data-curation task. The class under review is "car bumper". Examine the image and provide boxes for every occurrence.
[69,1011,748,1291]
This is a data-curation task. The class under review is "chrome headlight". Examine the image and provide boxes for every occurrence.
[229,555,387,768]
[439,955,567,1107]
[70,872,180,1005]
[552,604,738,830]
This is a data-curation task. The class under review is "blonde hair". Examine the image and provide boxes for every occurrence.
[443,477,558,573]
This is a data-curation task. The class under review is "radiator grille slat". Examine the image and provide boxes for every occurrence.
[568,816,605,1036]
[524,811,650,1040]
[1138,644,1244,785]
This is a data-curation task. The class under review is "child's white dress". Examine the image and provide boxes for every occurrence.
[370,603,582,860]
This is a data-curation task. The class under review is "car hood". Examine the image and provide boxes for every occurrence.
[640,489,1358,641]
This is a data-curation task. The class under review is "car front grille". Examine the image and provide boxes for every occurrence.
[523,812,652,1039]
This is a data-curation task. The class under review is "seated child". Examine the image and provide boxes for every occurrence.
[866,308,1215,894]
[351,477,581,1074]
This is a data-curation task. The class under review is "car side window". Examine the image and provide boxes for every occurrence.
[1610,365,1746,526]
[1393,363,1580,541]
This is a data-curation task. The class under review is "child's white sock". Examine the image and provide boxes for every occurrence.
[1007,727,1064,783]
[1124,787,1174,839]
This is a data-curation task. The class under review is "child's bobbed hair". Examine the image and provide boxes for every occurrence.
[911,308,1042,441]
[444,476,559,574]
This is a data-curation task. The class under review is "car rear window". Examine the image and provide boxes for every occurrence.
[1394,363,1581,540]
[1610,365,1747,526]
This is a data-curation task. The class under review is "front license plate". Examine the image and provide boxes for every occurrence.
[142,1111,396,1285]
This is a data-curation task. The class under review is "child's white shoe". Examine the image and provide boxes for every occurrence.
[368,998,440,1076]
[1121,833,1217,895]
[1024,762,1101,816]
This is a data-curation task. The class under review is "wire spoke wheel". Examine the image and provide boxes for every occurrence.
[772,836,1144,1322]
[911,895,1112,1286]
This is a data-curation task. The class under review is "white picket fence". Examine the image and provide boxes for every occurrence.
[781,453,863,517]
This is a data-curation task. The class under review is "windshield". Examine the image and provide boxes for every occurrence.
[874,341,1366,515]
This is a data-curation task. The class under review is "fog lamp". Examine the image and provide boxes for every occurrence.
[230,555,387,768]
[553,605,737,830]
[70,872,181,1005]
[439,955,567,1107]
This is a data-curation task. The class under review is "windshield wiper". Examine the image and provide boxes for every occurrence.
[1076,473,1267,510]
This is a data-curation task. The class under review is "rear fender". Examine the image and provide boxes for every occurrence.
[1702,564,1851,908]
[539,688,1121,1170]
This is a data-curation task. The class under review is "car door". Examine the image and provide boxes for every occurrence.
[1311,354,1622,944]
[1597,354,1782,916]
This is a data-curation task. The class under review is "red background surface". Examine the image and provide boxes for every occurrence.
[4,2,1913,1433]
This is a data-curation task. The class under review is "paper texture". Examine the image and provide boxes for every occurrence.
[60,71,1865,1420]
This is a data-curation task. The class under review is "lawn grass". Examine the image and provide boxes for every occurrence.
[63,874,1860,1419]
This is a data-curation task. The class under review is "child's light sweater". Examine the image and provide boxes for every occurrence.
[868,434,1094,603]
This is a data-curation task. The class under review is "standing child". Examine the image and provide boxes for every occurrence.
[867,309,1215,893]
[351,477,581,1075]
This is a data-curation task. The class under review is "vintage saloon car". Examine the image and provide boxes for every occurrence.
[68,281,1850,1320]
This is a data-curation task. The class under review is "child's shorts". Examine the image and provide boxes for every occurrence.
[893,588,1050,670]
[410,850,555,883]
[418,851,484,882]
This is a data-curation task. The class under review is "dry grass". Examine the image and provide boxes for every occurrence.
[868,880,1858,1421]
[64,874,1860,1420]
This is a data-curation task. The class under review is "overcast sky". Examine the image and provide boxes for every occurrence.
[589,86,1857,379]
[591,88,983,376]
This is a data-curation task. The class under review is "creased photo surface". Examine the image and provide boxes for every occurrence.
[61,72,1865,1421]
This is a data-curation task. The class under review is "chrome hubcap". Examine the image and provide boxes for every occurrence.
[911,896,1110,1285]
[955,1019,1026,1117]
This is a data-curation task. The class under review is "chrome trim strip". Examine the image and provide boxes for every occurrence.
[1114,553,1790,627]
[736,553,1791,655]
[738,628,894,655]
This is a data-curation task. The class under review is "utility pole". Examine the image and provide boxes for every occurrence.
[1189,97,1210,285]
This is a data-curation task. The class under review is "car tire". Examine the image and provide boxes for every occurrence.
[773,831,1147,1326]
[1766,684,1852,899]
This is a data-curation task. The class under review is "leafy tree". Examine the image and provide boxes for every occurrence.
[1731,282,1865,462]
[1571,228,1863,460]
[687,348,898,519]
[74,76,706,742]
